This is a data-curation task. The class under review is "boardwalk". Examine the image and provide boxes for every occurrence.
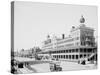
[14,57,97,73]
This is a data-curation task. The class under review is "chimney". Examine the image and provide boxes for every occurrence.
[62,34,65,39]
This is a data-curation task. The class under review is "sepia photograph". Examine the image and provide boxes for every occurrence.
[11,1,98,74]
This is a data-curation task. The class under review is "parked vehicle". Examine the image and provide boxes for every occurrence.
[49,61,62,72]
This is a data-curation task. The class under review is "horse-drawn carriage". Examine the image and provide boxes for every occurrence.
[49,61,62,72]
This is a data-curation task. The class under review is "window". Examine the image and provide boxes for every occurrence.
[64,55,65,59]
[59,55,60,58]
[80,54,83,58]
[72,55,74,59]
[69,50,71,53]
[61,55,63,58]
[76,55,78,59]
[66,55,68,59]
[84,48,87,53]
[84,54,86,57]
[63,50,65,53]
[69,55,71,59]
[72,49,74,52]
[66,50,68,53]
[76,49,78,52]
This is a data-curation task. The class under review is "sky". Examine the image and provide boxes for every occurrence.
[14,1,98,51]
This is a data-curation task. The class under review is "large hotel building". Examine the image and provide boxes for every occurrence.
[40,16,97,62]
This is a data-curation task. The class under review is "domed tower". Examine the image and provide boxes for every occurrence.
[79,15,95,47]
[80,15,85,23]
[79,15,86,27]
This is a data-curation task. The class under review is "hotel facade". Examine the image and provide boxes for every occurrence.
[40,16,97,62]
